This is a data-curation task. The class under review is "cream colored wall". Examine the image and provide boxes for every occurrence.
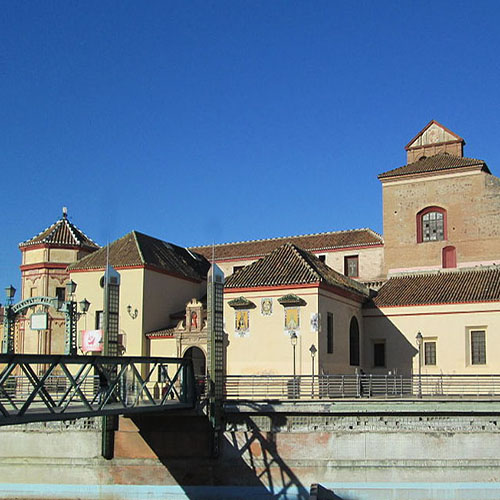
[22,247,81,265]
[224,287,320,376]
[70,267,205,358]
[19,267,69,354]
[150,338,178,358]
[216,259,256,279]
[69,268,145,357]
[47,248,79,263]
[217,246,384,284]
[322,247,384,282]
[22,248,46,265]
[363,302,500,375]
[142,270,205,341]
[318,289,364,375]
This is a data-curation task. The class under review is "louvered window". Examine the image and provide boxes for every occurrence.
[471,330,486,365]
[424,342,436,366]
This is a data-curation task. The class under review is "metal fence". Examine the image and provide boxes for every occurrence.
[0,354,196,425]
[224,374,500,401]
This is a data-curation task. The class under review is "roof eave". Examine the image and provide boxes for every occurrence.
[378,163,487,182]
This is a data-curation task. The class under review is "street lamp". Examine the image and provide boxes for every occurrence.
[290,331,298,378]
[4,285,16,305]
[309,344,317,398]
[79,298,90,314]
[66,280,77,298]
[416,331,423,398]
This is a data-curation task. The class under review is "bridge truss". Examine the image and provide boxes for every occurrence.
[0,354,196,425]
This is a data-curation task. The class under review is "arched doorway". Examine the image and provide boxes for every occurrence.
[183,346,206,379]
[183,346,206,396]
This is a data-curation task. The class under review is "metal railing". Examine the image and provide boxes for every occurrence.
[224,374,500,401]
[0,354,196,425]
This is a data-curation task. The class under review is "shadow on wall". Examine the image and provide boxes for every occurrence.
[364,311,418,376]
[126,411,310,500]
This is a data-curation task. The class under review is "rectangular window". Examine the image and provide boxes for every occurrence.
[232,266,244,274]
[471,330,486,365]
[318,255,326,263]
[95,311,104,330]
[373,341,385,367]
[344,256,359,278]
[30,287,37,298]
[424,341,437,365]
[327,313,333,354]
[55,287,66,302]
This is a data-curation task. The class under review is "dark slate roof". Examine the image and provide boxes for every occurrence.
[378,154,490,180]
[69,231,210,282]
[190,228,383,260]
[225,242,369,298]
[20,212,99,250]
[369,267,500,307]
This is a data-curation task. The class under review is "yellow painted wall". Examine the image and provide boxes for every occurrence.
[142,270,206,358]
[363,302,500,375]
[318,289,364,375]
[70,268,145,356]
[150,337,178,358]
[224,288,319,375]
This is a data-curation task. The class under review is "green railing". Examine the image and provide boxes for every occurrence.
[0,354,195,425]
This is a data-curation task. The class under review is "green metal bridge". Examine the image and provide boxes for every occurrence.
[0,354,196,426]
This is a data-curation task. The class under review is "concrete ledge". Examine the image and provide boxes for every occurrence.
[224,399,500,414]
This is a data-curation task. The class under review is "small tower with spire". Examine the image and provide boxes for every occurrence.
[17,208,99,354]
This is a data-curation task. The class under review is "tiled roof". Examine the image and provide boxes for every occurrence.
[20,213,99,250]
[378,154,489,180]
[369,267,500,307]
[225,242,369,298]
[69,231,210,282]
[190,228,383,260]
[146,327,176,339]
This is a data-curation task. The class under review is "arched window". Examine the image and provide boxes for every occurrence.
[416,206,447,243]
[349,316,360,366]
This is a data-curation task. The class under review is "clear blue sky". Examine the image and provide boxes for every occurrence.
[1,1,500,293]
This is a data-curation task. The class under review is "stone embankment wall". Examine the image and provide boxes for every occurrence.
[1,411,500,499]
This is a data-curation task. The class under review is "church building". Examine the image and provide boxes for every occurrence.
[8,120,500,380]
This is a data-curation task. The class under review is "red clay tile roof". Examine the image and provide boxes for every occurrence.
[369,267,500,307]
[20,213,99,250]
[69,231,210,281]
[225,242,369,297]
[190,228,383,260]
[146,327,176,339]
[378,154,489,180]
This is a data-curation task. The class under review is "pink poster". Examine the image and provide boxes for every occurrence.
[82,329,103,352]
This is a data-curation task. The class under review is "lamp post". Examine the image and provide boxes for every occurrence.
[2,285,16,354]
[290,331,298,377]
[416,331,423,398]
[63,280,78,355]
[309,344,317,398]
